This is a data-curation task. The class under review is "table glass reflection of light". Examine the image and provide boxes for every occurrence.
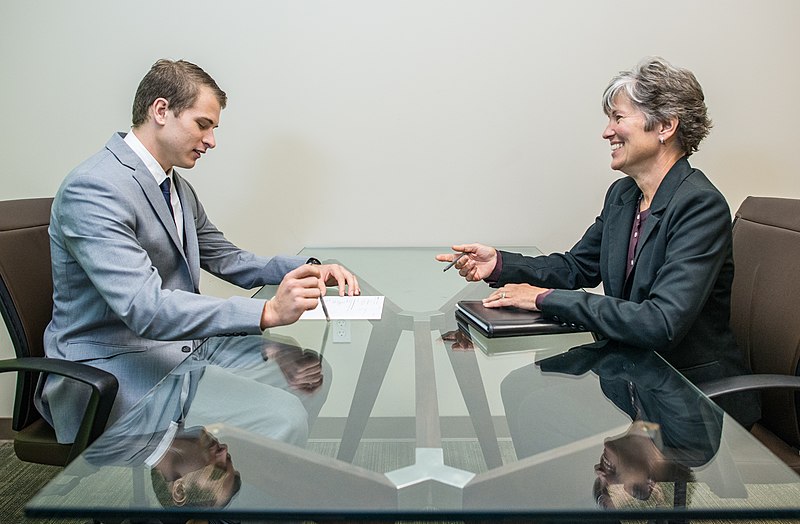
[27,247,800,522]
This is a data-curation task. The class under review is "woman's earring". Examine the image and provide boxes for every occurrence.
[659,136,665,145]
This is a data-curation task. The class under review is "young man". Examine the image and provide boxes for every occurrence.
[36,59,358,443]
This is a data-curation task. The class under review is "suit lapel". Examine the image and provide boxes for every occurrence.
[132,168,185,254]
[109,134,199,288]
[633,157,691,261]
[172,173,201,289]
[607,182,640,297]
[107,134,185,254]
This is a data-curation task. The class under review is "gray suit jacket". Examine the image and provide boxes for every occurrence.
[37,132,306,443]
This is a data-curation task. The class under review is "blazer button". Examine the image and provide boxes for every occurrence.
[181,345,191,353]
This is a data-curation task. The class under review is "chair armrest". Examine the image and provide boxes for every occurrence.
[699,374,800,399]
[0,357,118,462]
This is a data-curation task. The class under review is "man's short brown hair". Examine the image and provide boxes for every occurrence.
[131,59,227,127]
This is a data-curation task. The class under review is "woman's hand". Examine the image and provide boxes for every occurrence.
[441,329,475,352]
[435,243,498,282]
[483,283,549,311]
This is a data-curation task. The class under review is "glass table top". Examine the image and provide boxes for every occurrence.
[27,247,800,522]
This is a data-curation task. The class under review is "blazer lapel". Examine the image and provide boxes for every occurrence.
[108,133,185,256]
[109,133,200,290]
[172,173,201,290]
[606,182,640,297]
[634,157,691,261]
[132,168,185,254]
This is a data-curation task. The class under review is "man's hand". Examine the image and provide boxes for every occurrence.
[260,265,323,329]
[318,264,360,296]
[263,341,324,392]
[435,243,498,282]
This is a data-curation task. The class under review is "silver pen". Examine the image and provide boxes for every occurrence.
[319,291,331,322]
[442,252,466,272]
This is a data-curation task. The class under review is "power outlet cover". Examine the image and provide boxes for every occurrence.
[333,320,351,343]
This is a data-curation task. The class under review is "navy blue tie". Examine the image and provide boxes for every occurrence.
[160,178,174,219]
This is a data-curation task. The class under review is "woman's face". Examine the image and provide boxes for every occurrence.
[595,435,657,501]
[602,94,661,176]
[593,423,693,509]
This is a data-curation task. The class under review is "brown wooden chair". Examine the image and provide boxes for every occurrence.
[700,196,800,473]
[0,197,118,466]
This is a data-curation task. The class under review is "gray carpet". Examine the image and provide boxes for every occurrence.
[4,439,800,524]
[0,438,503,523]
[0,441,86,523]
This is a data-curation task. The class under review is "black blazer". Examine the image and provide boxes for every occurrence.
[539,342,723,468]
[497,158,758,425]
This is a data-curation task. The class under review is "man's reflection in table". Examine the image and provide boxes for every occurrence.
[148,426,241,509]
[82,333,331,512]
[190,333,330,446]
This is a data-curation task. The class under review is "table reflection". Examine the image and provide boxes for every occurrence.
[28,247,800,522]
[148,426,239,509]
[80,333,330,512]
[536,340,723,511]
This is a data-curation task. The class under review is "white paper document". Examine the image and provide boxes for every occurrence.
[300,295,385,320]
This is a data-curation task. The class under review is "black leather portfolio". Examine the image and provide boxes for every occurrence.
[455,300,588,338]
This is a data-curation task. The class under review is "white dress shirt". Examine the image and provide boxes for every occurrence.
[123,130,185,246]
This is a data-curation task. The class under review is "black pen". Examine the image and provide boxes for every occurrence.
[319,291,331,322]
[442,252,466,272]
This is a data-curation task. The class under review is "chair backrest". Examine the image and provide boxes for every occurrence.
[0,197,54,428]
[730,196,800,448]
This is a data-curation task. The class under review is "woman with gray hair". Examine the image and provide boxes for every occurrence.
[438,57,759,427]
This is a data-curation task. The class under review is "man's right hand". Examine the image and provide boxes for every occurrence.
[260,265,322,329]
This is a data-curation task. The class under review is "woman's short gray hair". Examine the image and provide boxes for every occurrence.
[602,57,712,156]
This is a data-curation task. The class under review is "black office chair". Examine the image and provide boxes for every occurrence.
[0,197,118,466]
[700,196,800,473]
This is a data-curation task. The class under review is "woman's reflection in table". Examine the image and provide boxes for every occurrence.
[533,341,723,510]
[593,421,695,509]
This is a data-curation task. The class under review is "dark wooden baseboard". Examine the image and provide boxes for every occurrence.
[0,417,14,440]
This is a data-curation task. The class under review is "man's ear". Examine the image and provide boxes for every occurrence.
[171,478,188,506]
[151,97,170,126]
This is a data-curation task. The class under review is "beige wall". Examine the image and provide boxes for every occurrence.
[1,0,799,417]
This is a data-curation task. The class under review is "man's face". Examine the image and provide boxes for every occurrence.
[160,427,240,507]
[159,86,221,171]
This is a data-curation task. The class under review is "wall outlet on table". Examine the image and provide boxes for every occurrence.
[332,320,351,343]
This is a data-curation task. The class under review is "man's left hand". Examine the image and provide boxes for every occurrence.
[318,264,360,296]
